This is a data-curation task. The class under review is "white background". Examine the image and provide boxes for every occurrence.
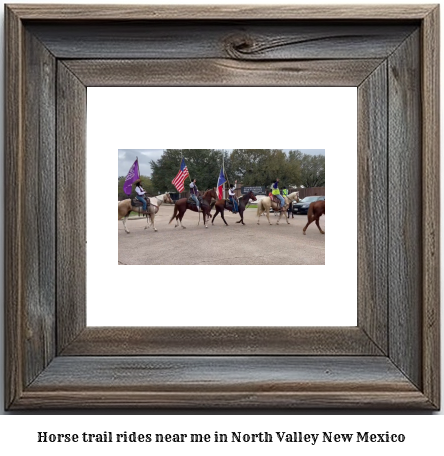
[0,0,442,441]
[88,87,357,326]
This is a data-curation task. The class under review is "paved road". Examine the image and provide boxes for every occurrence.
[118,206,325,265]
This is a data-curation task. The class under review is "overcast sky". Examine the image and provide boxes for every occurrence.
[118,149,325,177]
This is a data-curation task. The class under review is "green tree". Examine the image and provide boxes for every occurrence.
[230,149,303,190]
[299,154,325,187]
[230,149,272,186]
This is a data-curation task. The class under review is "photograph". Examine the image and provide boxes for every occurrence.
[118,149,326,265]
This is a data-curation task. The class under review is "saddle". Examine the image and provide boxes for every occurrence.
[271,195,284,211]
[187,196,203,206]
[225,199,237,212]
[132,197,150,209]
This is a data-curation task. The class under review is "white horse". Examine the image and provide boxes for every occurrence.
[118,192,173,233]
[257,191,300,225]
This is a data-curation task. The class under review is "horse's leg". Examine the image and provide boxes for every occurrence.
[175,212,180,227]
[169,204,179,226]
[285,207,290,224]
[179,209,186,229]
[145,211,150,230]
[151,213,157,232]
[236,208,245,225]
[278,208,289,225]
[122,215,130,234]
[220,209,229,226]
[303,214,315,235]
[265,207,272,225]
[212,207,219,225]
[257,204,265,225]
[315,215,325,234]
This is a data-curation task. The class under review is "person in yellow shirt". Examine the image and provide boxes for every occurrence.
[272,178,285,210]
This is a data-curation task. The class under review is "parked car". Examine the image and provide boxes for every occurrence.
[292,196,325,215]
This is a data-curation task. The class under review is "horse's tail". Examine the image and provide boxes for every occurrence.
[168,204,178,224]
[307,202,315,221]
[257,200,264,217]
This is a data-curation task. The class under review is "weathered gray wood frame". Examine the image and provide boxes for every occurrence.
[4,5,440,409]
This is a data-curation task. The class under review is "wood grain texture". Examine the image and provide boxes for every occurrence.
[13,356,432,409]
[63,58,384,87]
[4,5,24,410]
[61,327,382,356]
[21,28,57,387]
[357,62,388,354]
[388,30,422,389]
[7,4,435,20]
[27,22,416,60]
[421,6,440,409]
[4,5,440,410]
[56,62,87,353]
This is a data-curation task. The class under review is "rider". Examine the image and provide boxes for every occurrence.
[135,181,147,212]
[189,178,201,211]
[228,181,238,213]
[272,178,285,211]
[282,186,289,198]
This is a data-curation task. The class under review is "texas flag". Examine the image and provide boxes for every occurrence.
[217,168,227,200]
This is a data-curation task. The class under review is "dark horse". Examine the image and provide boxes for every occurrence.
[212,191,257,226]
[303,200,325,235]
[169,188,218,229]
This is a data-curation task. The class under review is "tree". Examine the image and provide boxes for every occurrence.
[230,149,272,186]
[299,154,325,188]
[230,149,303,190]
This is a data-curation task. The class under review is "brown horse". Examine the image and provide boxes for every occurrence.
[303,200,325,235]
[169,188,218,229]
[212,191,257,226]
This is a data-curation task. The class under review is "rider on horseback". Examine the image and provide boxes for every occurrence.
[189,178,201,212]
[272,178,285,211]
[228,181,238,213]
[135,182,147,212]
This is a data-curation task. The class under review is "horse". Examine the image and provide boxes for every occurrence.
[303,200,325,235]
[212,191,257,226]
[256,192,300,225]
[118,192,173,234]
[169,188,218,229]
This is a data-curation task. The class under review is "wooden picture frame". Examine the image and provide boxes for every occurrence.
[5,4,440,409]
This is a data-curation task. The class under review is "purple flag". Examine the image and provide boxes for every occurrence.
[123,159,140,195]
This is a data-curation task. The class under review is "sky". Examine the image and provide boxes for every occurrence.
[118,149,325,177]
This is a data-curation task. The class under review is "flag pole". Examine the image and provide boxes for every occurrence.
[222,154,225,199]
[183,153,191,182]
[224,153,231,199]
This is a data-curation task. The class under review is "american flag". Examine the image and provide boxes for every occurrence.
[172,158,190,192]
